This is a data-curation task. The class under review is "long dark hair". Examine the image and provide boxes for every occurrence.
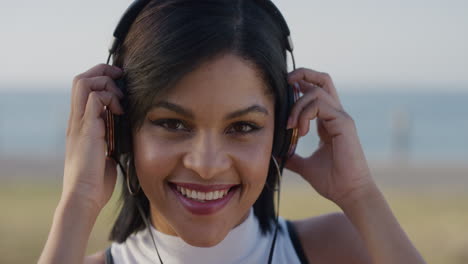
[109,0,290,243]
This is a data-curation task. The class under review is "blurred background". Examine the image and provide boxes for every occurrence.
[1,0,467,263]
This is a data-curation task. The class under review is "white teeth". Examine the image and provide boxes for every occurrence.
[175,185,233,201]
[198,192,205,200]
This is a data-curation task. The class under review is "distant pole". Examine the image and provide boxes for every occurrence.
[391,109,411,164]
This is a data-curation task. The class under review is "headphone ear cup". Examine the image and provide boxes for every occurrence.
[272,83,294,161]
[282,83,295,159]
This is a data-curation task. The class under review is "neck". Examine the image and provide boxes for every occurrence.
[148,204,251,246]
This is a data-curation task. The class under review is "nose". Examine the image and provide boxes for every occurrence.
[182,133,232,180]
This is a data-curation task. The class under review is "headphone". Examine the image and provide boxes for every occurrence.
[105,0,299,169]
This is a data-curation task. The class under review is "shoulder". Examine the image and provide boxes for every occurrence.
[84,250,106,264]
[290,212,372,264]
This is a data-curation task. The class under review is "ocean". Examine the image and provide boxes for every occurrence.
[0,89,467,162]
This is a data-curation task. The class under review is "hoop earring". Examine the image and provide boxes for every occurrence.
[266,154,283,263]
[271,155,281,177]
[265,155,282,192]
[126,157,141,196]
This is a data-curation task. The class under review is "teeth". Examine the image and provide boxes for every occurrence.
[176,185,233,201]
[198,192,205,200]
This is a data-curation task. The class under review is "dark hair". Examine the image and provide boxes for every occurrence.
[109,0,290,243]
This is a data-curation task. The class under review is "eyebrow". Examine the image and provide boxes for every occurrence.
[150,100,269,120]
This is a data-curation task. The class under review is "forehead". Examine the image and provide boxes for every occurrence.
[156,54,274,113]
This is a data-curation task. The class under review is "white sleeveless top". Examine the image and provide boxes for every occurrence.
[107,208,308,264]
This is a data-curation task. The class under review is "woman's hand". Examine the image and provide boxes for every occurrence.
[285,68,427,264]
[38,64,125,264]
[284,68,374,206]
[62,64,124,213]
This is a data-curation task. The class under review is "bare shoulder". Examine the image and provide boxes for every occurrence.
[84,250,106,264]
[291,212,372,264]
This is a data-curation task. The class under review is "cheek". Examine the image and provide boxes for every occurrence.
[233,134,274,191]
[132,130,179,191]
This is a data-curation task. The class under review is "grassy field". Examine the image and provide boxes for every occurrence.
[1,179,468,264]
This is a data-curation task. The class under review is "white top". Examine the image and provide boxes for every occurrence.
[109,208,306,264]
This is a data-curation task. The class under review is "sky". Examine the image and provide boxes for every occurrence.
[1,0,467,92]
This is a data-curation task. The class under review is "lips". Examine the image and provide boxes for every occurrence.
[169,182,240,215]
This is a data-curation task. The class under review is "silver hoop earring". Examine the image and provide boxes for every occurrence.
[266,155,282,192]
[271,155,281,178]
[267,155,283,264]
[126,158,141,196]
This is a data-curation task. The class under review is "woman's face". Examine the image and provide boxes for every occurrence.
[133,53,275,247]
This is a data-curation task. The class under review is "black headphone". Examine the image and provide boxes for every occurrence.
[105,0,299,168]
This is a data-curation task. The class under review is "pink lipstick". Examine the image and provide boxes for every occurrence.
[169,182,240,215]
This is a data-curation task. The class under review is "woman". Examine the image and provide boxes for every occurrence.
[39,0,426,263]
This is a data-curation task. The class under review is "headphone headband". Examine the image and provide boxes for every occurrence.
[108,0,294,58]
[255,0,294,52]
[108,0,150,56]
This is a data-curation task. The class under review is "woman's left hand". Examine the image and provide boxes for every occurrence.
[284,68,375,206]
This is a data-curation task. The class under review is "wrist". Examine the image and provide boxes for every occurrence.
[40,192,100,264]
[57,192,102,221]
[335,180,383,212]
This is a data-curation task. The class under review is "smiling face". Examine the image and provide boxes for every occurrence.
[132,53,275,247]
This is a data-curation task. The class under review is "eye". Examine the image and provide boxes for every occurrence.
[151,118,190,132]
[227,121,262,135]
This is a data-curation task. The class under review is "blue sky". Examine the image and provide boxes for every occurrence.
[1,0,467,91]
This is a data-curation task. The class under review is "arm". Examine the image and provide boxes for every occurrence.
[285,68,426,263]
[38,195,101,264]
[338,182,426,264]
[295,191,425,264]
[294,213,373,263]
[84,250,106,264]
[38,64,124,263]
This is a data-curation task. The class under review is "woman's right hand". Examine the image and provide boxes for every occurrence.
[62,64,125,213]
